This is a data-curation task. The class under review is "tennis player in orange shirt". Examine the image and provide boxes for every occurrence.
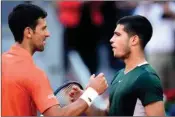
[2,3,108,116]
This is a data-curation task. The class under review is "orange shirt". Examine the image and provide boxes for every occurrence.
[2,44,59,116]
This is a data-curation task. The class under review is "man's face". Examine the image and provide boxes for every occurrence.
[110,24,131,59]
[31,18,50,52]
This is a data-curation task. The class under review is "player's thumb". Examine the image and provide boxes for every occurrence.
[90,74,95,80]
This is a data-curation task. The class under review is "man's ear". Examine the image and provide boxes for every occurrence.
[130,35,139,46]
[24,27,33,39]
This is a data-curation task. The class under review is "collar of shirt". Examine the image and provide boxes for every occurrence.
[8,43,34,63]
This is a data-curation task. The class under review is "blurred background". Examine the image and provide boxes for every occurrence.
[1,1,175,116]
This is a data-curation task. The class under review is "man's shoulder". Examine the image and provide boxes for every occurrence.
[133,64,159,78]
[19,65,48,86]
[136,70,161,86]
[29,65,47,77]
[139,64,159,78]
[2,51,11,59]
[15,61,47,80]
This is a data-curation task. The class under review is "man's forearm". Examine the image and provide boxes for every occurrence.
[43,98,89,116]
[61,98,89,116]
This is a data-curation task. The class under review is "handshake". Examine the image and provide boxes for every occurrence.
[69,73,108,106]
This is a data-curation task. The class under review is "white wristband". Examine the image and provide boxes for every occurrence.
[80,87,98,106]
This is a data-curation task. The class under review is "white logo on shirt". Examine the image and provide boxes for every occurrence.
[48,94,56,99]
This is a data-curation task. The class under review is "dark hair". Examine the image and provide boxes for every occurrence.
[117,15,153,49]
[8,3,47,43]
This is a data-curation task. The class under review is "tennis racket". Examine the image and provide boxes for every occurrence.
[54,81,84,107]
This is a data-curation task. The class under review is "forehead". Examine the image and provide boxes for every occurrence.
[114,24,126,33]
[36,18,47,27]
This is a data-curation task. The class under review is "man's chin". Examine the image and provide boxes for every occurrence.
[39,48,44,52]
[114,54,122,59]
[36,48,44,52]
[39,49,44,52]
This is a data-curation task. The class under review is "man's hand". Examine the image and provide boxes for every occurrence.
[68,73,109,116]
[69,73,108,102]
[69,85,84,102]
[87,73,108,95]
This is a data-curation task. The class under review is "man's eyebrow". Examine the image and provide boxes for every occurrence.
[114,31,121,35]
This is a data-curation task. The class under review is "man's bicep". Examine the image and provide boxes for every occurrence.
[144,101,165,116]
[25,70,59,113]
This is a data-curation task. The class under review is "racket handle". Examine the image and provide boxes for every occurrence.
[80,87,98,106]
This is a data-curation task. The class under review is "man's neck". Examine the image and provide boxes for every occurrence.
[124,52,147,74]
[16,41,35,56]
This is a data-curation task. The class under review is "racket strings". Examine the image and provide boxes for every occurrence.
[55,84,80,107]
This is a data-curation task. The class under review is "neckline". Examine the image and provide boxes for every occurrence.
[137,61,148,67]
[124,61,148,75]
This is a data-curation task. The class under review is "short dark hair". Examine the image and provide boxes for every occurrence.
[8,3,47,43]
[117,15,153,49]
